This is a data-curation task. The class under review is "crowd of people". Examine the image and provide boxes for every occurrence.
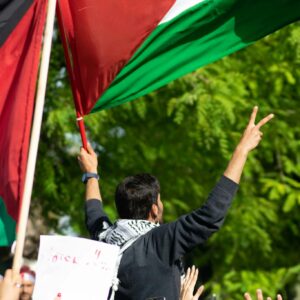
[0,107,284,300]
[0,265,282,300]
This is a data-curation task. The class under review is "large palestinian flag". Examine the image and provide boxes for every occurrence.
[58,0,300,115]
[0,0,48,246]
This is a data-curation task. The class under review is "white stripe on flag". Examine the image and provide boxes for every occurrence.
[160,0,207,24]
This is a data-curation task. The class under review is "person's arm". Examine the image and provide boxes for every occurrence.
[149,107,273,262]
[150,175,237,262]
[224,106,274,183]
[78,143,112,239]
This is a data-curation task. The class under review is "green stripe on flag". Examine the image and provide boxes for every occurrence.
[92,0,300,112]
[0,197,16,246]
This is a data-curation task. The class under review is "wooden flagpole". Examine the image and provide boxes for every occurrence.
[12,0,57,273]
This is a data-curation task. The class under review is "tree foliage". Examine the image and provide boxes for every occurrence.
[32,22,300,299]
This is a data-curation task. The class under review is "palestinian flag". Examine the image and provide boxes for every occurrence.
[0,0,48,246]
[58,0,300,115]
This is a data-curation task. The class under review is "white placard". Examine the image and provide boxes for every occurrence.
[33,235,120,300]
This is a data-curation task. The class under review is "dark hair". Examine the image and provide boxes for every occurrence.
[115,173,160,219]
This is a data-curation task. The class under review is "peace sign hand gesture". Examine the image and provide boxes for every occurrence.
[224,106,274,184]
[238,106,274,153]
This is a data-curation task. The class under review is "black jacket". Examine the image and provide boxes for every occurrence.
[85,176,238,300]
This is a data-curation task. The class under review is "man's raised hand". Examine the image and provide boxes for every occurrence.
[77,142,98,173]
[223,106,274,183]
[237,106,274,154]
[78,142,102,201]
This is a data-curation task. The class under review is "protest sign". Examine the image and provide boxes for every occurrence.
[33,235,120,300]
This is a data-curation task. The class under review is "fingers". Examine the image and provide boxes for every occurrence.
[256,289,264,300]
[12,273,21,284]
[181,267,190,299]
[249,106,258,125]
[181,266,203,300]
[78,142,96,161]
[248,106,274,129]
[79,142,95,155]
[190,266,198,288]
[193,285,204,299]
[244,292,252,300]
[184,267,191,287]
[256,114,274,129]
[244,290,281,300]
[185,266,195,288]
[2,269,22,291]
[186,267,191,279]
[78,148,87,166]
[86,142,95,155]
[4,269,19,283]
[4,269,12,279]
[180,281,184,298]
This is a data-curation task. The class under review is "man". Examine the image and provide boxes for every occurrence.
[19,266,35,300]
[78,107,273,300]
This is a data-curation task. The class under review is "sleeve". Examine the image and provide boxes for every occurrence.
[149,176,239,264]
[85,199,112,240]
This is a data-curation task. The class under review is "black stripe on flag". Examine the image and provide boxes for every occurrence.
[0,0,34,47]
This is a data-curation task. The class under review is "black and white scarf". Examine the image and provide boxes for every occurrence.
[99,219,159,246]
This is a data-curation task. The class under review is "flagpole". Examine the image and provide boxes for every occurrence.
[76,113,88,150]
[12,0,57,273]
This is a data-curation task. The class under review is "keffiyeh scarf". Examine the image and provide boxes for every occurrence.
[99,219,159,246]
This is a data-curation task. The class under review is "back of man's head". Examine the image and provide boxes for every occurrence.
[115,173,160,219]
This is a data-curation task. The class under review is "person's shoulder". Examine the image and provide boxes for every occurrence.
[138,222,175,242]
